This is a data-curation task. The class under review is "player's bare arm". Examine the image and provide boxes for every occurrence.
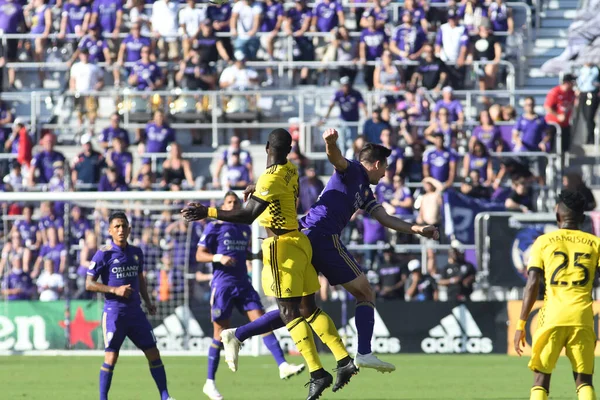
[514,268,542,356]
[323,128,349,172]
[371,206,440,239]
[85,275,133,298]
[181,197,268,225]
[138,273,156,315]
[196,245,236,266]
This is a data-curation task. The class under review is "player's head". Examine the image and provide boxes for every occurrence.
[556,190,586,227]
[266,128,292,159]
[108,212,131,246]
[358,143,391,185]
[222,191,242,211]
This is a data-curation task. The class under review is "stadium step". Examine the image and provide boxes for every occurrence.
[545,0,580,9]
[537,28,569,37]
[525,76,561,87]
[540,9,577,19]
[527,56,552,68]
[530,47,565,57]
[540,18,575,28]
[533,38,569,48]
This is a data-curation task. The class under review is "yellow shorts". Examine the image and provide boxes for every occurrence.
[261,230,320,299]
[529,325,596,374]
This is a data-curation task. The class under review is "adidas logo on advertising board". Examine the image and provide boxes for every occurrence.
[338,309,401,354]
[421,305,492,354]
[153,306,212,351]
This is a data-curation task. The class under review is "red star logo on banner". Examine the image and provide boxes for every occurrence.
[59,307,101,349]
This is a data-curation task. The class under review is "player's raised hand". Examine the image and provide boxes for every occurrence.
[114,284,133,298]
[181,202,208,222]
[416,225,440,240]
[323,128,339,145]
[514,329,526,356]
[243,184,256,202]
[146,302,157,316]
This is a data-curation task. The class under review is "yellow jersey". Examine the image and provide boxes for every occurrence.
[252,161,299,231]
[527,229,600,328]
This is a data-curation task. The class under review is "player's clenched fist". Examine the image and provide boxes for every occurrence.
[181,202,208,222]
[114,284,133,298]
[417,225,440,240]
[323,128,339,144]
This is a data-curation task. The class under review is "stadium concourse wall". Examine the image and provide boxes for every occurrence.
[3,300,600,356]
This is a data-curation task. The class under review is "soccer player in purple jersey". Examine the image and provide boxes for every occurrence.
[86,212,175,400]
[220,129,438,373]
[198,192,304,400]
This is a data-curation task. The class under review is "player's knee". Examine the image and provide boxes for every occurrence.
[353,280,375,303]
[574,372,593,387]
[278,305,301,324]
[533,372,551,390]
[104,351,118,366]
[299,296,317,319]
[143,347,160,362]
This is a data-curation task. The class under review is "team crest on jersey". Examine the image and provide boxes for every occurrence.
[88,261,96,270]
[364,189,369,197]
[212,308,222,319]
[134,255,139,262]
[242,231,248,238]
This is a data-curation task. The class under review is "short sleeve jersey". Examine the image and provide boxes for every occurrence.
[252,161,299,230]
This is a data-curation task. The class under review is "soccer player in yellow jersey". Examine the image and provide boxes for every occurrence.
[182,129,354,400]
[515,190,600,400]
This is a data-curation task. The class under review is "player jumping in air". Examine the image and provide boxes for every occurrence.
[86,212,175,400]
[515,190,600,400]
[219,128,439,373]
[182,129,356,400]
[197,191,305,400]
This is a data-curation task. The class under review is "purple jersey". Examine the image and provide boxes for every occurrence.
[98,175,129,191]
[332,89,364,122]
[30,5,49,34]
[362,215,386,244]
[198,221,251,285]
[313,0,342,32]
[38,215,64,232]
[225,164,250,187]
[87,243,144,309]
[298,176,325,214]
[39,243,67,272]
[375,180,394,203]
[405,6,426,22]
[360,28,387,60]
[287,7,312,33]
[31,150,66,184]
[70,217,91,244]
[361,7,388,24]
[122,34,151,63]
[468,155,489,181]
[78,35,108,63]
[110,151,132,179]
[0,104,12,137]
[1,270,33,300]
[144,122,175,153]
[514,115,548,151]
[0,1,24,33]
[100,126,130,147]
[14,220,38,244]
[261,2,283,32]
[62,2,90,34]
[206,3,231,32]
[434,100,463,122]
[130,61,161,91]
[221,148,252,166]
[472,125,501,150]
[392,24,426,57]
[423,147,457,182]
[92,0,122,33]
[387,146,404,176]
[488,2,509,32]
[300,159,381,236]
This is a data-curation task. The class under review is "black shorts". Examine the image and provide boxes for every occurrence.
[293,39,314,62]
[2,39,19,62]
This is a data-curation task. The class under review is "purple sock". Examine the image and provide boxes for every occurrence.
[149,359,170,400]
[99,362,114,400]
[235,310,285,342]
[207,339,222,380]
[355,302,375,355]
[262,333,286,366]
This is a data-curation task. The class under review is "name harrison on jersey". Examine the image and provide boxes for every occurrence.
[548,235,596,247]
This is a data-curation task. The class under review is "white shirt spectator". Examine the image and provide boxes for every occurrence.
[70,61,103,93]
[232,0,262,39]
[436,23,469,63]
[37,270,65,301]
[130,7,152,37]
[219,64,259,89]
[151,0,179,42]
[179,4,205,37]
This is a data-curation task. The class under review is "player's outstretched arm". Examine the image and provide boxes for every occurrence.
[323,128,349,172]
[371,206,440,239]
[514,268,542,356]
[85,275,132,298]
[182,197,268,226]
[138,274,156,315]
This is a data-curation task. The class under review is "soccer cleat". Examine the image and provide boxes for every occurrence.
[203,380,223,400]
[355,353,396,373]
[305,370,333,400]
[279,362,306,380]
[332,359,359,392]
[220,328,241,372]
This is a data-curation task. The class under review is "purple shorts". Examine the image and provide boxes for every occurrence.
[307,231,364,286]
[210,281,262,322]
[102,307,156,352]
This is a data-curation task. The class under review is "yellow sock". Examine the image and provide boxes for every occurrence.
[530,386,548,400]
[578,384,597,400]
[286,317,323,372]
[306,308,349,362]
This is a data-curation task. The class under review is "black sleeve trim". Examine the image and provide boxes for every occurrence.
[528,267,543,274]
[250,195,269,207]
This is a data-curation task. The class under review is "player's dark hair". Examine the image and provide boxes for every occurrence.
[267,128,292,153]
[109,212,129,226]
[359,143,392,165]
[223,191,240,201]
[558,190,586,216]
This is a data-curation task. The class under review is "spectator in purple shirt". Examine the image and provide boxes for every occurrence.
[38,201,65,243]
[488,0,513,37]
[312,0,345,33]
[143,110,175,157]
[470,109,503,152]
[115,22,152,86]
[284,0,314,85]
[1,257,34,300]
[24,0,52,85]
[224,152,251,190]
[390,12,427,81]
[70,23,111,65]
[59,0,91,39]
[403,0,428,31]
[359,14,388,90]
[70,205,91,246]
[359,0,388,30]
[128,45,163,91]
[425,107,457,149]
[380,128,404,176]
[512,97,551,152]
[13,205,42,258]
[213,136,253,189]
[99,113,130,151]
[29,133,66,185]
[90,0,123,49]
[261,0,284,86]
[462,140,493,185]
[1,230,29,275]
[206,0,234,60]
[98,166,129,192]
[423,132,457,189]
[106,137,133,184]
[32,227,67,278]
[298,165,325,214]
[432,87,465,126]
[0,0,25,89]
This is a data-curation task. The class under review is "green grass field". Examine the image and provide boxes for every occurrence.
[0,355,594,399]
